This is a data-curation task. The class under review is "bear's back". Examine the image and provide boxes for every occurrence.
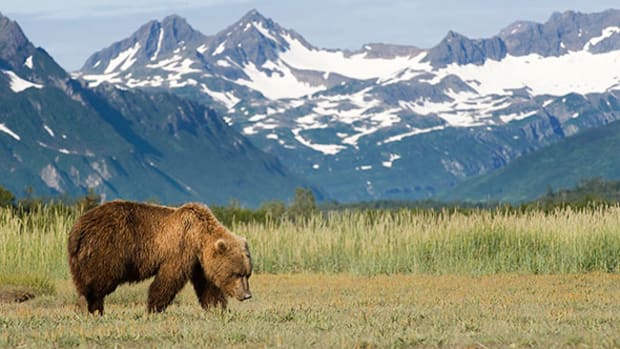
[68,200,176,258]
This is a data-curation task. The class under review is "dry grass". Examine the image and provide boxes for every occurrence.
[0,273,618,348]
[1,205,619,347]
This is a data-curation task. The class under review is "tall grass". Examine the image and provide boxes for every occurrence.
[241,207,620,275]
[1,205,619,280]
[0,205,79,280]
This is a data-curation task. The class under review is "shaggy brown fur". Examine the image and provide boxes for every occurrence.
[67,200,252,315]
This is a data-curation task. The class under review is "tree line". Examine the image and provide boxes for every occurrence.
[2,177,620,224]
[0,186,318,226]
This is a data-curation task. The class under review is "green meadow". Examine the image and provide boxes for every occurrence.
[1,205,619,347]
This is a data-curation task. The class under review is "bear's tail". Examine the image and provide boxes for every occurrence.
[67,224,86,261]
[67,217,98,300]
[67,224,87,293]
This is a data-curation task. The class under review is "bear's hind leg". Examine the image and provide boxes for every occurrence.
[147,263,187,313]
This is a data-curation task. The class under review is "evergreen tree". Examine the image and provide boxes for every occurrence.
[287,187,316,219]
[0,185,15,207]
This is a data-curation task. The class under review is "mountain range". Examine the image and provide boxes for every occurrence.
[75,9,620,202]
[0,12,311,206]
[2,9,620,204]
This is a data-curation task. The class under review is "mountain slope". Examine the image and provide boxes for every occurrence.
[0,13,312,206]
[0,13,67,84]
[439,115,620,202]
[76,9,620,202]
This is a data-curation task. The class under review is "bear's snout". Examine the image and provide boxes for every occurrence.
[235,290,252,301]
[232,275,252,301]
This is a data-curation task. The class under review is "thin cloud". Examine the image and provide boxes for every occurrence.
[4,0,252,19]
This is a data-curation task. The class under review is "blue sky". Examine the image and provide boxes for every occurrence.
[4,0,620,71]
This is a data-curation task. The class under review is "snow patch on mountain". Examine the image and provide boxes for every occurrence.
[312,88,384,123]
[151,28,164,61]
[236,61,322,99]
[2,70,43,92]
[291,128,346,155]
[243,119,279,135]
[402,92,516,127]
[196,44,208,54]
[382,154,401,168]
[378,67,429,85]
[200,84,240,109]
[80,72,122,87]
[430,50,620,97]
[105,42,141,74]
[126,75,164,88]
[280,33,425,81]
[0,123,21,141]
[213,41,226,56]
[500,110,539,123]
[341,108,401,147]
[24,55,33,69]
[43,124,55,137]
[584,26,620,50]
[149,56,201,86]
[254,21,280,43]
[147,54,198,73]
[216,59,231,67]
[381,125,447,144]
[249,114,267,122]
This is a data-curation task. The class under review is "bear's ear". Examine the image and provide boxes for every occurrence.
[215,239,228,254]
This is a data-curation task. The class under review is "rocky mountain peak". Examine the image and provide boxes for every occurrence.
[205,9,298,66]
[500,9,620,56]
[158,14,207,45]
[79,14,208,75]
[215,9,282,41]
[0,13,67,85]
[238,9,271,26]
[424,30,507,67]
[356,43,423,59]
[0,12,35,68]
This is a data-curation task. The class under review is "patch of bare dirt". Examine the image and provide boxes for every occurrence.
[0,289,35,303]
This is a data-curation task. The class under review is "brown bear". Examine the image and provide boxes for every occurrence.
[67,200,252,315]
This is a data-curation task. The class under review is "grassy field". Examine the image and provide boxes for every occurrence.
[1,274,618,348]
[2,205,619,278]
[0,205,619,347]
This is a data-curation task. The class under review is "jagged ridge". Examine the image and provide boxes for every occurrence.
[0,12,313,206]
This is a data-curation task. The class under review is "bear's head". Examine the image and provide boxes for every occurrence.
[178,203,253,302]
[202,235,253,302]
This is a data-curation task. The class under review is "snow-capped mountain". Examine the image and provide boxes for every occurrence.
[78,15,209,89]
[0,12,313,206]
[0,13,67,91]
[77,9,620,202]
